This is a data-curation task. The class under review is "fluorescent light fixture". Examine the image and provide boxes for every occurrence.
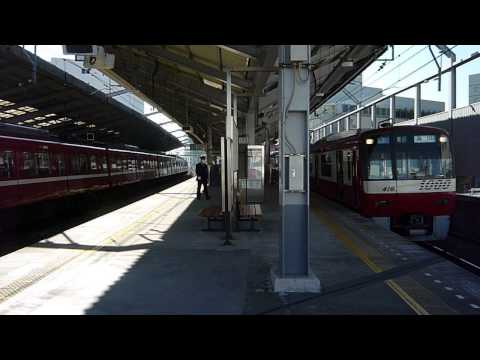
[366,138,374,145]
[341,60,354,67]
[439,136,448,143]
[203,78,223,90]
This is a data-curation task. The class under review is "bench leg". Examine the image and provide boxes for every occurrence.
[202,217,225,232]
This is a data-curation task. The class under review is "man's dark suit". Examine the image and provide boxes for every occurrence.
[195,162,209,199]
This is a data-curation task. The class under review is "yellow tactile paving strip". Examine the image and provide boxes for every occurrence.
[312,200,458,315]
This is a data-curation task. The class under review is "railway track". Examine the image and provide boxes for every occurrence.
[418,236,480,277]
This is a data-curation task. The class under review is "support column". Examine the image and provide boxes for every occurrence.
[233,94,238,176]
[450,66,456,111]
[207,126,213,164]
[356,104,361,129]
[389,96,396,125]
[271,45,320,293]
[246,97,257,145]
[414,85,421,125]
[371,104,376,128]
[222,70,233,244]
[450,63,456,140]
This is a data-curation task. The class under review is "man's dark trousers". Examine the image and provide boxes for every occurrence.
[197,179,209,198]
[195,162,210,199]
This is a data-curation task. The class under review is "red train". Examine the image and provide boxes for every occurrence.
[310,125,456,240]
[0,124,188,211]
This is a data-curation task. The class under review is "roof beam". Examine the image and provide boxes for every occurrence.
[218,45,258,60]
[129,46,252,89]
[2,99,93,124]
[250,46,277,112]
[0,89,77,111]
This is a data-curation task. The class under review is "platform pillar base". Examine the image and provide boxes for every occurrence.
[270,268,321,293]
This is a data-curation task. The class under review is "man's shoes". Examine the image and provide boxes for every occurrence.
[197,196,201,200]
[206,196,211,200]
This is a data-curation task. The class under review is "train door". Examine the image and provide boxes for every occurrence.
[352,149,359,209]
[336,150,344,201]
[0,141,18,209]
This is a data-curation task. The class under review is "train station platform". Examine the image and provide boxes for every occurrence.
[1,177,480,315]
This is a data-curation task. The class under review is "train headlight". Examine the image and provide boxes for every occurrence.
[366,138,374,145]
[439,136,448,143]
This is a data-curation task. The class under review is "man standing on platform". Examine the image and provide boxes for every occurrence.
[195,155,210,200]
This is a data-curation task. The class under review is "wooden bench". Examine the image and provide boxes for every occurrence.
[199,206,224,231]
[237,203,263,232]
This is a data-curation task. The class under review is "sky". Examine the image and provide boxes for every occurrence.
[360,45,480,108]
[21,44,480,130]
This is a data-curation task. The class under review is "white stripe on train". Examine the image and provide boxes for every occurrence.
[0,170,187,188]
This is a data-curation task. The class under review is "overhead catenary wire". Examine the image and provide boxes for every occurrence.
[315,45,458,127]
[319,46,429,116]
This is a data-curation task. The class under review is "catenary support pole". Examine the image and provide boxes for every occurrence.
[272,45,320,293]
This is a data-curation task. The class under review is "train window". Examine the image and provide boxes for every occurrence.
[366,139,393,180]
[0,151,15,179]
[101,156,107,171]
[90,155,97,171]
[343,151,352,181]
[71,155,80,175]
[320,153,332,177]
[128,159,136,172]
[21,152,37,177]
[35,152,50,177]
[57,154,65,176]
[395,134,453,180]
[79,154,88,173]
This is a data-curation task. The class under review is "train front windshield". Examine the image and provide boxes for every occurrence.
[365,132,454,180]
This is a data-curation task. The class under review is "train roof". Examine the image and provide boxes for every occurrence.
[0,122,182,158]
[312,125,449,146]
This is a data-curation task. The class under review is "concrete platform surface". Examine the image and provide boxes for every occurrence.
[0,177,479,315]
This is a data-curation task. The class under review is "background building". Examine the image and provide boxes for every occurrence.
[51,58,144,114]
[310,74,445,130]
[469,73,480,104]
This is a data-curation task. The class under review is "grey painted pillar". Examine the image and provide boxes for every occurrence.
[207,126,213,164]
[345,116,350,131]
[273,45,319,292]
[371,104,376,128]
[356,105,361,129]
[265,126,270,185]
[450,66,456,111]
[223,70,233,243]
[246,98,257,145]
[389,96,396,124]
[450,63,456,139]
[233,94,238,174]
[414,85,421,125]
[337,120,341,133]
